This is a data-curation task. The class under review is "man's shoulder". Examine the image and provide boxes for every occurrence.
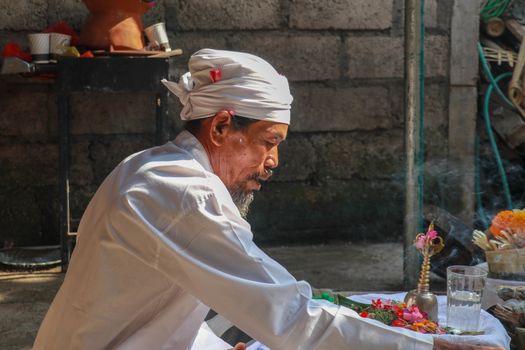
[120,142,224,204]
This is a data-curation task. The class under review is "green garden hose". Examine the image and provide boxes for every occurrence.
[481,0,512,22]
[482,72,514,209]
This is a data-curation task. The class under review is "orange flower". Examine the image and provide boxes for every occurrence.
[510,210,525,234]
[490,210,514,237]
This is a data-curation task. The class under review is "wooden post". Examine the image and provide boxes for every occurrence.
[404,0,422,290]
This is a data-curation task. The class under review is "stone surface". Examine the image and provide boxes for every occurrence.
[0,0,47,31]
[389,82,448,159]
[289,0,394,30]
[47,0,88,31]
[345,35,449,79]
[143,1,166,28]
[165,0,281,30]
[310,130,404,180]
[70,93,155,135]
[0,2,470,252]
[290,83,399,132]
[0,93,49,137]
[266,243,404,291]
[230,33,341,81]
[0,143,58,186]
[166,32,229,72]
[0,271,63,350]
[249,179,404,245]
[70,141,93,186]
[88,135,153,184]
[271,134,316,182]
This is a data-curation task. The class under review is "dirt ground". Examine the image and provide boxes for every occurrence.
[0,242,442,349]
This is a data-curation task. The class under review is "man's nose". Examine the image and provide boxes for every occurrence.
[265,148,279,169]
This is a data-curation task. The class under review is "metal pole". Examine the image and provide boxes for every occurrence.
[404,0,422,290]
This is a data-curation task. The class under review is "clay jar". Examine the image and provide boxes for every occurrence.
[80,0,150,50]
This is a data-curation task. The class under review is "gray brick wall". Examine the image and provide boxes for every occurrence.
[0,0,456,246]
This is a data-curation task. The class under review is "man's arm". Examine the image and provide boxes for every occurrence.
[433,339,504,350]
[119,188,434,350]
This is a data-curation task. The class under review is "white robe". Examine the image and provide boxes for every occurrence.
[34,131,434,350]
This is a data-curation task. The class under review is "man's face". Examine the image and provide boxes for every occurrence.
[212,119,288,217]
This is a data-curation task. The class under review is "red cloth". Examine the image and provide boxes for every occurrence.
[1,42,32,62]
[81,51,94,58]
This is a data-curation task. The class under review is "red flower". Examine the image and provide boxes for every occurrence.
[391,320,405,327]
[372,299,383,309]
[359,311,369,318]
[210,68,222,82]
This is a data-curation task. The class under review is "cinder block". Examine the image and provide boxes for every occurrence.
[389,83,447,129]
[310,130,404,180]
[425,0,438,28]
[0,0,47,31]
[272,134,316,182]
[289,0,394,30]
[290,83,398,132]
[0,143,58,186]
[89,135,152,183]
[345,34,449,79]
[165,0,281,30]
[166,32,229,69]
[47,0,88,31]
[230,33,341,81]
[70,93,155,135]
[0,92,49,137]
[423,83,448,130]
[70,141,94,186]
[248,179,404,244]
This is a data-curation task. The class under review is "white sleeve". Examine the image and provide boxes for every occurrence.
[123,190,434,350]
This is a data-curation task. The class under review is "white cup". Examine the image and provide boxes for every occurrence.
[144,22,171,52]
[49,33,72,63]
[28,33,50,64]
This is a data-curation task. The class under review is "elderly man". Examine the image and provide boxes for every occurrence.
[34,49,502,350]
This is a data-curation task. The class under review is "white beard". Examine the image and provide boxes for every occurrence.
[229,190,254,219]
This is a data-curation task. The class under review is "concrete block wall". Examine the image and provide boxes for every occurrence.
[0,0,456,246]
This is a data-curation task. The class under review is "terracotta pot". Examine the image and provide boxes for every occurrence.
[80,0,150,50]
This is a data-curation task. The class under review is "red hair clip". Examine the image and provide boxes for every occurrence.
[210,68,222,82]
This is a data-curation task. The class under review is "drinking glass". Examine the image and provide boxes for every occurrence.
[446,265,487,332]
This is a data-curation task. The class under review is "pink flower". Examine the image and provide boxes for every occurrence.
[403,306,424,323]
[427,230,438,240]
[415,230,439,250]
[415,235,426,250]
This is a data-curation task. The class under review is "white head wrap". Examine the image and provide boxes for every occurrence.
[161,48,293,124]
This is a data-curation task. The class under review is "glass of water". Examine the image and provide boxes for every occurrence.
[446,265,487,332]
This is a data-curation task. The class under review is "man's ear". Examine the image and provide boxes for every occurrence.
[209,110,234,146]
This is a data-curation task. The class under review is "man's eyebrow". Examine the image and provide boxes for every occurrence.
[270,132,285,142]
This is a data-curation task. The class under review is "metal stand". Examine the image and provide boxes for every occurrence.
[55,57,170,271]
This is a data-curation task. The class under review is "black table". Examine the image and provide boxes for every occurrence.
[55,57,170,271]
